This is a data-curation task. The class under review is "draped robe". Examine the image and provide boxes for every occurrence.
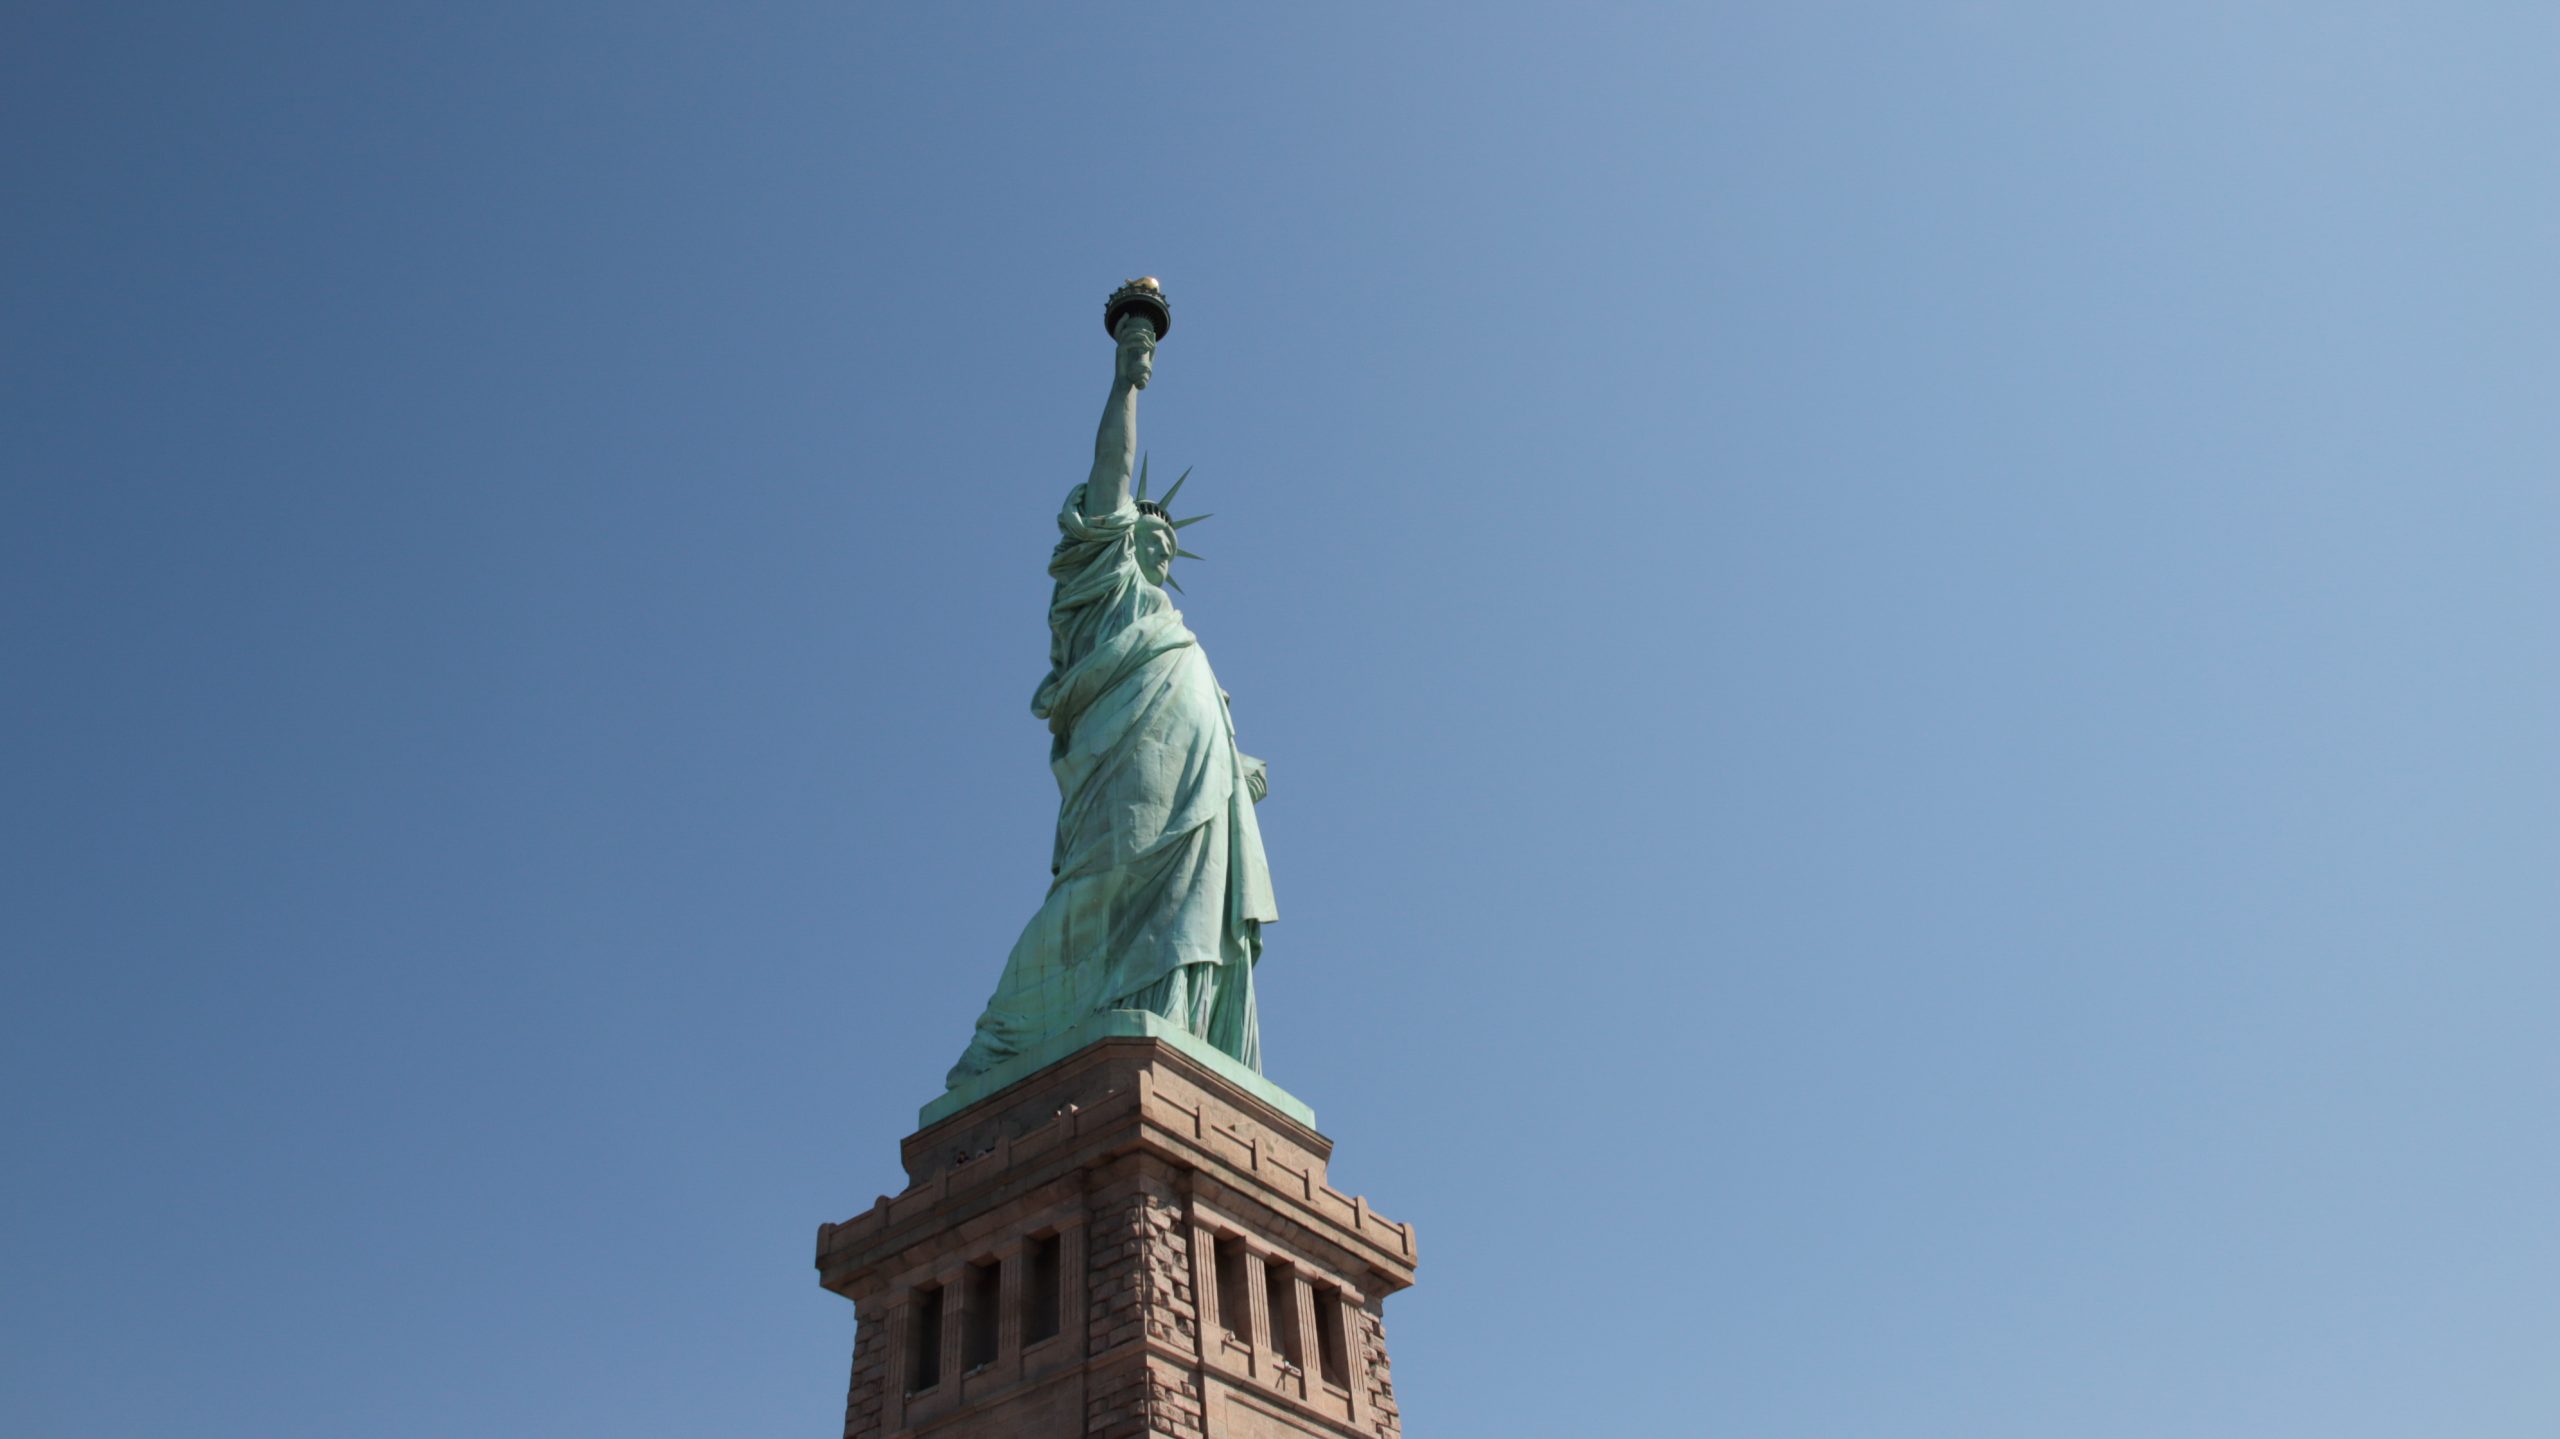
[945,485,1276,1086]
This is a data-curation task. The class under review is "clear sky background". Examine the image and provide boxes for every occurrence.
[5,5,2555,1436]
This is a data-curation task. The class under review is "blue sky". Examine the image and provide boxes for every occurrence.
[5,5,2554,1435]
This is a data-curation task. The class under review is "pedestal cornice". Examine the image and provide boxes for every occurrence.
[817,1036,1415,1300]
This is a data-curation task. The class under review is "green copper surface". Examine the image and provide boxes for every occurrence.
[942,293,1279,1094]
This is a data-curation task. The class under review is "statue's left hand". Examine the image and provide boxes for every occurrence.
[1240,754,1269,804]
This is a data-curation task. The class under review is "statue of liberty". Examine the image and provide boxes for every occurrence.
[946,281,1276,1089]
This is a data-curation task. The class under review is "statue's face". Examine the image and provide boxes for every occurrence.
[1137,521,1175,585]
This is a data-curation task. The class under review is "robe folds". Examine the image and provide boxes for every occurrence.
[946,485,1275,1086]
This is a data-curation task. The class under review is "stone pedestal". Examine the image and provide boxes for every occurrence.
[816,1035,1416,1438]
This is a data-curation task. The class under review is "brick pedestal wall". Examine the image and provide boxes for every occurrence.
[817,1038,1416,1439]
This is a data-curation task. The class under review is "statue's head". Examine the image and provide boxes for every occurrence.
[1130,456,1206,591]
[1136,515,1177,586]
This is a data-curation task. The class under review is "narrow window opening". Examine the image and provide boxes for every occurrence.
[907,1284,944,1392]
[1023,1232,1062,1345]
[1313,1283,1349,1387]
[962,1258,1002,1370]
[1213,1235,1250,1341]
[1265,1260,1303,1367]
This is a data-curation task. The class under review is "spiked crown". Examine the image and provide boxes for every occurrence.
[1131,455,1210,588]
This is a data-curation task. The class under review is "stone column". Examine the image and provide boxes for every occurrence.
[1288,1270,1322,1402]
[937,1262,967,1406]
[1334,1286,1368,1429]
[879,1293,908,1434]
[1240,1245,1272,1380]
[1060,1217,1090,1361]
[994,1237,1025,1380]
[1189,1221,1224,1350]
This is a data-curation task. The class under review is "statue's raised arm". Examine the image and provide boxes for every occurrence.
[1083,278,1169,520]
[1084,316,1152,519]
